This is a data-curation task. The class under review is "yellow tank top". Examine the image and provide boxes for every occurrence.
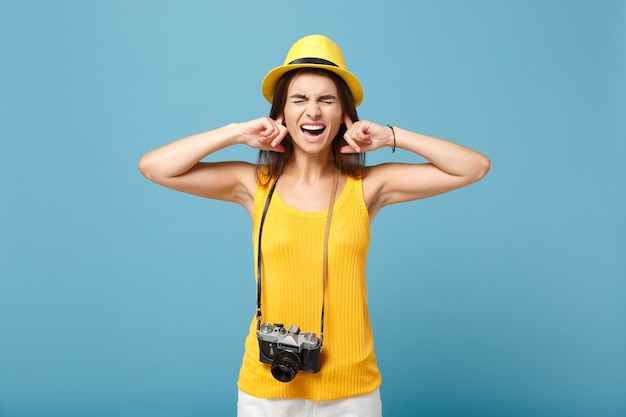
[237,175,382,401]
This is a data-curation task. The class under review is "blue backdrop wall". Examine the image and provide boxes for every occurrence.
[1,1,624,416]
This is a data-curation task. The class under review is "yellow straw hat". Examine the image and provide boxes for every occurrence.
[261,34,363,107]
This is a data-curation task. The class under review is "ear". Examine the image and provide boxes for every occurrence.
[342,113,353,128]
[275,114,285,125]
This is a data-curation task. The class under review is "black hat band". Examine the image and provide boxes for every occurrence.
[288,57,339,67]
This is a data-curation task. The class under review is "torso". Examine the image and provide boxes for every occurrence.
[237,173,382,400]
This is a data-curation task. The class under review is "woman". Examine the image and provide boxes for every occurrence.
[139,34,490,417]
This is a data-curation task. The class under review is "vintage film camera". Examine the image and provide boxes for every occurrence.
[257,323,322,382]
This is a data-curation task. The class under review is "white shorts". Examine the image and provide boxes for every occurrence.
[237,388,383,417]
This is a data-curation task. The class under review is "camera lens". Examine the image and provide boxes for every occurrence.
[270,350,300,382]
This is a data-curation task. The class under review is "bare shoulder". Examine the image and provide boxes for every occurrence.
[361,163,422,216]
[362,162,425,199]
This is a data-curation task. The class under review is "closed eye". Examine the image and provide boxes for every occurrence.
[319,94,337,104]
[290,94,308,103]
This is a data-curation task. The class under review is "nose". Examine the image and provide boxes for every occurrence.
[305,101,321,119]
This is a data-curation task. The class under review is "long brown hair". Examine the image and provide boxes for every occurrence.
[256,68,364,185]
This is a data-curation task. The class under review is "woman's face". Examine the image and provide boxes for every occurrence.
[282,72,344,155]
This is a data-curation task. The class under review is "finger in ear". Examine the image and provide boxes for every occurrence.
[343,114,353,128]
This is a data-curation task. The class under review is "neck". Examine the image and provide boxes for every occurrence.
[285,151,336,183]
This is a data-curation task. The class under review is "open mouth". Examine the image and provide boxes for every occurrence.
[301,124,326,141]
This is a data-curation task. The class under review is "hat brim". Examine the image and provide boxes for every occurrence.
[261,63,363,107]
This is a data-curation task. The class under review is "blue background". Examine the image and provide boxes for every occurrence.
[1,1,624,416]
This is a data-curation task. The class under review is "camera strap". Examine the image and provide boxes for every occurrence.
[256,170,339,345]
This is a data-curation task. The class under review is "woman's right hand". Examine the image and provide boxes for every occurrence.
[237,117,288,152]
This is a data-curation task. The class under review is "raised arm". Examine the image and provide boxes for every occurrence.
[341,118,491,218]
[138,117,287,215]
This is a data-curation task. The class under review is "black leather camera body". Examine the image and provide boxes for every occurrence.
[257,323,322,382]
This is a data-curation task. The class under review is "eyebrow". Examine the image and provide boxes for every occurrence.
[289,93,338,101]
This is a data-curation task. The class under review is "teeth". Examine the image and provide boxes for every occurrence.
[302,124,324,131]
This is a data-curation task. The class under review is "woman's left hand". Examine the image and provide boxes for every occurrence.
[341,116,394,153]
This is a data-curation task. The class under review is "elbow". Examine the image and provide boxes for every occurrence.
[471,154,491,182]
[137,154,156,181]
